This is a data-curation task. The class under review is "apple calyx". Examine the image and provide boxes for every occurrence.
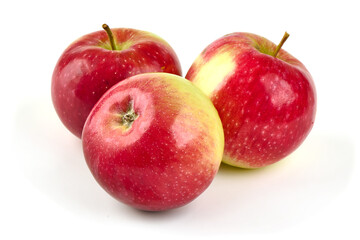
[120,101,138,129]
[273,32,290,58]
[102,24,117,51]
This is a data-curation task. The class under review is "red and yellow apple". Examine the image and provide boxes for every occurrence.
[186,32,316,168]
[82,73,224,211]
[52,25,181,138]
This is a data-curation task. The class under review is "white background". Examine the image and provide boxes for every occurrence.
[1,0,359,239]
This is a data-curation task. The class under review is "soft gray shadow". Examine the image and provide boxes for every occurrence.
[14,97,355,235]
[192,133,355,234]
[118,133,354,236]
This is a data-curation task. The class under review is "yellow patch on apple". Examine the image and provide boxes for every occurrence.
[191,51,236,97]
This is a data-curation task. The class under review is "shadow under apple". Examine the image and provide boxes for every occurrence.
[14,97,354,235]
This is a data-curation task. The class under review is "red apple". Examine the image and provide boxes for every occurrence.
[52,24,182,138]
[82,73,224,211]
[186,32,316,168]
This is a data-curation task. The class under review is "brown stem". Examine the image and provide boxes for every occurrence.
[102,24,117,50]
[273,32,290,58]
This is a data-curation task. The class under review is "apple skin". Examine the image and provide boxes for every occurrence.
[186,33,316,168]
[52,28,182,138]
[82,73,224,211]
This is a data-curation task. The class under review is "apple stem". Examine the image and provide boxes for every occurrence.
[123,112,136,123]
[102,24,117,50]
[273,32,290,58]
[121,101,138,128]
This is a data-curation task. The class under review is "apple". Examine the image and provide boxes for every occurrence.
[52,24,182,138]
[186,32,316,168]
[82,72,224,211]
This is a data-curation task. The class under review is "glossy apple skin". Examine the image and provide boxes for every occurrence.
[186,33,316,168]
[52,28,182,138]
[82,73,224,211]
